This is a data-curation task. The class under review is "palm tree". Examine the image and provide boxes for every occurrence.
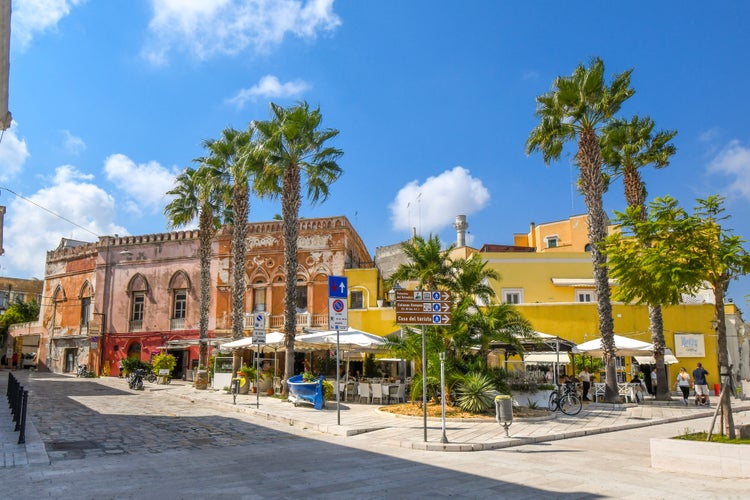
[389,234,455,291]
[601,116,677,398]
[526,57,634,402]
[204,128,257,346]
[164,164,226,369]
[253,101,343,391]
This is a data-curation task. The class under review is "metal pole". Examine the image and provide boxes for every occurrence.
[422,324,427,442]
[440,352,447,444]
[336,327,341,426]
[255,345,260,408]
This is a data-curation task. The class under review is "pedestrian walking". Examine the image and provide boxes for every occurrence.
[692,362,710,406]
[578,367,591,401]
[675,367,691,405]
[11,352,18,370]
[650,368,658,396]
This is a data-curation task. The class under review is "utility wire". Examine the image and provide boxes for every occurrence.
[0,185,101,238]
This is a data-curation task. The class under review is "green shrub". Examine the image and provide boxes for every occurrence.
[322,380,335,401]
[455,372,497,413]
[409,374,441,402]
[121,357,152,375]
[152,353,177,374]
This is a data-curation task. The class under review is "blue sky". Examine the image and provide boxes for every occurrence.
[1,0,750,306]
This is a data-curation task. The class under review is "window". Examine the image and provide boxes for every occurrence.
[80,297,91,328]
[173,290,187,319]
[253,286,266,312]
[502,288,523,305]
[545,235,559,249]
[295,284,308,313]
[575,289,596,303]
[350,290,364,309]
[131,292,145,331]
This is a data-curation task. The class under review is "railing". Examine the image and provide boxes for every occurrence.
[6,373,29,444]
[269,313,327,329]
[129,320,143,332]
[170,318,186,330]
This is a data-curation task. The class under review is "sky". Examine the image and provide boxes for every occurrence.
[1,0,750,306]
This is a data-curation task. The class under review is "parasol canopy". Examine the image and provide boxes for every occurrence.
[574,334,654,357]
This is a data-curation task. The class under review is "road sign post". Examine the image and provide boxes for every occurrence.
[392,290,452,442]
[328,276,349,425]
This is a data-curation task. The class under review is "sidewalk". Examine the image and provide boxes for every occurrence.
[3,369,749,468]
[128,377,750,452]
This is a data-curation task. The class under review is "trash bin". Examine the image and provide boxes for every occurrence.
[495,394,513,436]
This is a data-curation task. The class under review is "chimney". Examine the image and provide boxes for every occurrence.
[453,215,468,247]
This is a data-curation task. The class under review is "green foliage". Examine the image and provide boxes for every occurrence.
[152,353,177,374]
[364,354,378,378]
[455,372,497,413]
[238,364,257,379]
[302,371,316,382]
[121,358,152,375]
[322,380,335,401]
[409,374,441,402]
[0,298,40,343]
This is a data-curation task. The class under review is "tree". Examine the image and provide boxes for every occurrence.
[0,298,40,347]
[205,127,256,345]
[526,57,634,402]
[164,162,226,369]
[390,234,455,291]
[254,102,343,392]
[693,196,750,438]
[601,115,677,398]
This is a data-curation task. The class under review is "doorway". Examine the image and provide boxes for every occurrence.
[64,348,77,373]
[168,349,185,379]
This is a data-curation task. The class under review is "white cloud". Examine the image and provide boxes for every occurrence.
[61,130,86,155]
[11,0,85,49]
[3,165,127,279]
[707,140,750,199]
[143,0,341,64]
[103,153,178,216]
[0,123,30,181]
[389,166,491,235]
[226,75,310,109]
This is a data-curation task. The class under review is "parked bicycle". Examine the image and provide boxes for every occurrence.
[76,364,89,378]
[548,381,582,415]
[145,371,157,383]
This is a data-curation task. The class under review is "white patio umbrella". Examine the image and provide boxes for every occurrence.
[574,334,654,357]
[296,327,388,352]
[219,331,286,377]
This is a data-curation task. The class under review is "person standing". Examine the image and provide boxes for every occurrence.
[692,362,710,406]
[675,367,691,405]
[650,368,658,397]
[578,367,591,401]
[11,352,18,370]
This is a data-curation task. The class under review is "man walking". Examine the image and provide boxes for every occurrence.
[692,362,710,406]
[578,367,591,401]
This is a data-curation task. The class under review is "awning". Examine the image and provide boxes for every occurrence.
[523,352,571,364]
[634,349,679,365]
[551,278,616,287]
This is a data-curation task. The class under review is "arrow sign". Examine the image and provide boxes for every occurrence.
[328,276,348,299]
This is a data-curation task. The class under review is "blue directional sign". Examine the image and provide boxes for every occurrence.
[328,276,348,298]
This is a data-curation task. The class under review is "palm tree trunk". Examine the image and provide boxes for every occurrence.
[232,184,249,340]
[198,207,213,368]
[648,305,670,399]
[578,127,618,402]
[282,166,302,394]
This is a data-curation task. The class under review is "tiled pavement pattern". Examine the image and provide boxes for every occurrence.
[3,368,748,467]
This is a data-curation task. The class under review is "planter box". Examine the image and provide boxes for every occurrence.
[651,438,750,478]
[512,390,553,408]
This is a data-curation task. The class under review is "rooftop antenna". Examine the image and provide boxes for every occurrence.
[417,192,422,236]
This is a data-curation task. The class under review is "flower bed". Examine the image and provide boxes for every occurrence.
[650,437,750,478]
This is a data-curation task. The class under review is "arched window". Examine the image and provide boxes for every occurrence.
[127,274,149,332]
[168,271,191,330]
[79,281,93,329]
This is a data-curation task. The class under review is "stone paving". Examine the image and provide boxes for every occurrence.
[3,369,749,468]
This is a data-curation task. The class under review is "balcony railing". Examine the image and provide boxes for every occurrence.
[129,320,143,332]
[171,318,186,330]
[269,313,327,330]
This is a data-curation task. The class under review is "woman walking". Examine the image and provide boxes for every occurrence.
[675,367,691,405]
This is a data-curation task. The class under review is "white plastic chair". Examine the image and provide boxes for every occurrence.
[371,383,385,405]
[358,382,371,404]
[338,382,347,400]
[593,383,606,402]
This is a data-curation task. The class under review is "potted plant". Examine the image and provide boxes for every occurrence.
[260,368,274,394]
[237,365,257,394]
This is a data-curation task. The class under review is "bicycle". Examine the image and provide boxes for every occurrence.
[548,382,583,415]
[76,364,89,378]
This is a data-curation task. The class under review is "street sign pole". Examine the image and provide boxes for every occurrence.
[255,343,260,409]
[328,276,348,426]
[422,324,427,442]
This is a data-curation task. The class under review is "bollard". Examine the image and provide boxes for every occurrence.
[715,383,720,396]
[495,394,513,437]
[17,390,27,444]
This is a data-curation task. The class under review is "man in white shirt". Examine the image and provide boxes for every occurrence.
[650,369,658,397]
[578,367,591,401]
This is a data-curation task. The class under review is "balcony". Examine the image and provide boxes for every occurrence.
[129,320,143,332]
[269,313,327,330]
[171,318,186,331]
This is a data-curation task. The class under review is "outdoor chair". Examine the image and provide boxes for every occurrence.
[358,382,371,404]
[393,383,406,404]
[593,382,606,402]
[371,383,385,405]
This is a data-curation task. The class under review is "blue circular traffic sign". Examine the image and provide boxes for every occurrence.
[332,299,345,312]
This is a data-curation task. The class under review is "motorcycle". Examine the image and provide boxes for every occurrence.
[76,364,89,377]
[128,368,145,390]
